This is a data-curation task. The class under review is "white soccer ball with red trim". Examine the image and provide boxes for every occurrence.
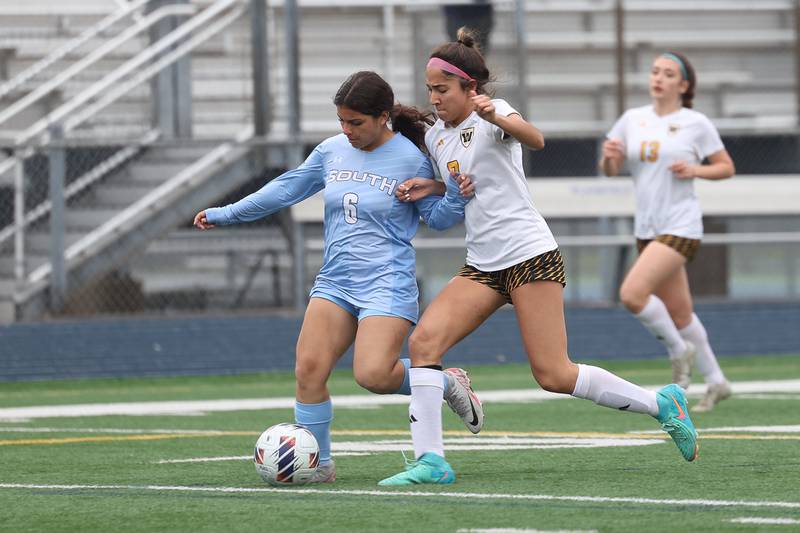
[254,423,320,486]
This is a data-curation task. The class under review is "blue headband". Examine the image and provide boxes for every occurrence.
[661,53,688,80]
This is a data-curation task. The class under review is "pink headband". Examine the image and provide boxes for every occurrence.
[427,57,474,82]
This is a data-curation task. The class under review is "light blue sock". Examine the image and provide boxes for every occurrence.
[396,358,412,395]
[295,399,333,465]
[396,358,449,395]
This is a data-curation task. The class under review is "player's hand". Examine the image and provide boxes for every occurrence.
[396,177,439,202]
[669,160,697,179]
[602,138,625,161]
[193,210,215,230]
[453,172,475,198]
[470,90,496,123]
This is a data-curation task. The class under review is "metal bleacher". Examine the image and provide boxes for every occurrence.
[4,0,794,139]
[252,0,797,135]
[0,0,267,321]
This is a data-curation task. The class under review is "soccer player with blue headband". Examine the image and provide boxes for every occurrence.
[601,51,736,412]
[194,71,482,484]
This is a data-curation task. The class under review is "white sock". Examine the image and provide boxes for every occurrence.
[635,295,688,358]
[679,313,727,385]
[409,367,445,459]
[572,364,659,416]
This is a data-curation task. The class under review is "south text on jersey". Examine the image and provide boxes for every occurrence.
[326,169,398,196]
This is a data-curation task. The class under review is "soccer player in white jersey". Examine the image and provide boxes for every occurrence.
[193,71,481,484]
[379,30,700,487]
[601,52,736,412]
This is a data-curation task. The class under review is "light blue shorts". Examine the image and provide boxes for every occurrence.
[309,288,416,324]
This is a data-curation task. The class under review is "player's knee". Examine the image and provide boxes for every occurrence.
[619,284,647,313]
[531,364,574,394]
[353,367,393,394]
[408,325,446,363]
[294,357,326,391]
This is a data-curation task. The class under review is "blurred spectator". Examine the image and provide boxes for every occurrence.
[442,0,494,54]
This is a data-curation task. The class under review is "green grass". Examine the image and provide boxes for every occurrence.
[1,354,799,532]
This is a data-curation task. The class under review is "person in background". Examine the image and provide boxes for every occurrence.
[194,71,479,484]
[379,31,700,487]
[600,51,735,412]
[442,0,494,54]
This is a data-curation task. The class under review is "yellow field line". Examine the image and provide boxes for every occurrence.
[2,428,799,446]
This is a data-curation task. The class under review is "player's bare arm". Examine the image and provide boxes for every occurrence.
[670,149,735,180]
[470,91,544,150]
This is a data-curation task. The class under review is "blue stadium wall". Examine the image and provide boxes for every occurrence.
[1,302,799,381]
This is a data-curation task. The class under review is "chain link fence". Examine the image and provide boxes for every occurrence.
[0,136,291,319]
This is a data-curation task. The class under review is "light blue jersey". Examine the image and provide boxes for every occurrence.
[205,133,468,322]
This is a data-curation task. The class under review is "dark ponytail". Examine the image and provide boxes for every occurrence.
[390,104,434,151]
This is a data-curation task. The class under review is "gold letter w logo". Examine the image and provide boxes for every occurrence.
[460,127,474,148]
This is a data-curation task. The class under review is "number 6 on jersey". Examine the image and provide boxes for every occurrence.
[343,192,359,224]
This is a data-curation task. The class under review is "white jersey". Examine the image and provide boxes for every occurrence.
[607,105,725,239]
[426,99,557,271]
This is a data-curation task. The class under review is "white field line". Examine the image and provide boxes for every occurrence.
[1,483,799,510]
[728,517,800,525]
[458,529,597,533]
[637,424,800,435]
[3,425,800,436]
[1,379,799,421]
[735,394,800,400]
[701,425,800,433]
[458,530,597,533]
[157,437,661,463]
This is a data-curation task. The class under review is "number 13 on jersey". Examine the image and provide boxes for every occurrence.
[640,141,660,162]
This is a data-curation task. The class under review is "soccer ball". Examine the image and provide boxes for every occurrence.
[253,423,320,486]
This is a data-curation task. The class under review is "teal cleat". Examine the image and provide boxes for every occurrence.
[378,452,456,486]
[655,384,699,462]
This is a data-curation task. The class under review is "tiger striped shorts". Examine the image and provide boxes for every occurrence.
[456,248,566,304]
[637,234,701,262]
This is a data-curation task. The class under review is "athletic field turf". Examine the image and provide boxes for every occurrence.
[1,354,798,532]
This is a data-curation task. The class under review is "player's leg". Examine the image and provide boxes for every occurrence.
[648,261,696,388]
[513,280,649,408]
[620,241,695,386]
[512,280,698,462]
[349,311,460,403]
[379,277,504,486]
[654,265,693,330]
[410,268,508,436]
[351,314,412,394]
[658,268,731,411]
[294,297,357,482]
[408,276,503,451]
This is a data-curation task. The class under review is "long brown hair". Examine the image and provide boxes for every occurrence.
[333,71,433,151]
[429,27,493,95]
[664,51,696,109]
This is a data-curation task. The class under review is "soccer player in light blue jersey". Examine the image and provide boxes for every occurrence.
[193,71,482,484]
